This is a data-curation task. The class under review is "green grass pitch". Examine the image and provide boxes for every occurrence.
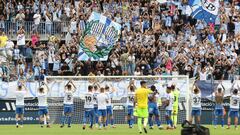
[0,124,239,135]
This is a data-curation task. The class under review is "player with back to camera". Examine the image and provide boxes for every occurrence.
[83,85,95,130]
[105,84,116,128]
[97,87,109,130]
[148,85,163,129]
[93,84,100,128]
[213,84,225,129]
[189,83,202,126]
[126,79,136,128]
[37,82,50,128]
[164,84,174,130]
[134,81,153,134]
[227,84,240,130]
[15,82,28,128]
[60,80,76,128]
[171,83,180,129]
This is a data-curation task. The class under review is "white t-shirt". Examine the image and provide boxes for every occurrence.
[17,34,25,46]
[97,93,108,110]
[16,90,26,106]
[165,93,174,111]
[230,95,240,110]
[199,71,207,80]
[6,40,14,56]
[93,91,99,106]
[106,92,113,107]
[127,92,135,106]
[33,13,41,25]
[84,92,94,109]
[191,93,201,109]
[64,90,74,105]
[38,92,48,107]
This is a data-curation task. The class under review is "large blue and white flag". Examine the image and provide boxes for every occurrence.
[78,12,121,61]
[188,0,220,24]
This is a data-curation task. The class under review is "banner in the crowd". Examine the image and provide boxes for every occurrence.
[195,80,240,98]
[0,79,188,99]
[78,12,121,61]
[188,0,219,23]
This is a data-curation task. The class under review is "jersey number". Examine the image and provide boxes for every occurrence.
[67,95,72,101]
[128,96,134,102]
[193,97,201,104]
[85,96,92,103]
[232,99,238,106]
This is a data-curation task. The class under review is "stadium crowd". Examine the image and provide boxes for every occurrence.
[0,0,240,82]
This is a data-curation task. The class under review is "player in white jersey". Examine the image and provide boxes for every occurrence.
[227,88,240,130]
[97,87,108,129]
[60,80,76,128]
[164,84,174,129]
[15,83,28,128]
[37,82,50,128]
[93,84,100,127]
[126,81,136,128]
[189,83,201,126]
[83,85,95,130]
[105,85,116,128]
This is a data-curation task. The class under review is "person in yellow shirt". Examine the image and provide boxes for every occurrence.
[171,83,180,129]
[0,32,8,48]
[134,81,152,134]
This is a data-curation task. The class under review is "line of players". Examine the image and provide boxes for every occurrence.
[126,81,240,131]
[15,80,240,130]
[15,80,117,129]
[189,82,240,130]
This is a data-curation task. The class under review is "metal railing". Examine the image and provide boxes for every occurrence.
[1,21,71,40]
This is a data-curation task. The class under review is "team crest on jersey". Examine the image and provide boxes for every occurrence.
[78,12,121,61]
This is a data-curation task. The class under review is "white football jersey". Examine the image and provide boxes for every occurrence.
[230,95,240,110]
[64,90,74,105]
[165,93,174,111]
[38,92,48,107]
[106,92,113,107]
[127,92,135,106]
[84,92,94,109]
[97,93,108,110]
[191,93,201,109]
[16,90,26,106]
[93,91,99,106]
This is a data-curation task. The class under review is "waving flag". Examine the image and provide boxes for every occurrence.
[78,12,121,61]
[188,0,220,24]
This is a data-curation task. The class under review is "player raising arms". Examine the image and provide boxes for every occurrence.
[134,81,153,134]
[227,86,240,130]
[213,84,225,129]
[83,85,95,130]
[126,80,136,128]
[97,87,108,130]
[15,82,28,128]
[37,82,50,128]
[93,84,100,128]
[60,80,76,128]
[105,85,116,128]
[164,84,174,130]
[148,85,162,129]
[171,83,180,129]
[189,83,201,126]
